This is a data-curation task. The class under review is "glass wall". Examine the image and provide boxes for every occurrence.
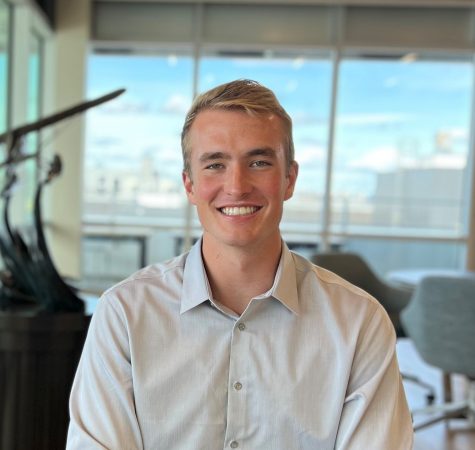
[334,55,472,234]
[84,52,193,224]
[0,0,9,253]
[14,30,43,229]
[83,47,474,285]
[344,237,466,276]
[82,52,194,285]
[27,31,41,132]
[332,54,472,271]
[0,0,9,134]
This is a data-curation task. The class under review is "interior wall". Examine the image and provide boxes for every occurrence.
[92,1,475,50]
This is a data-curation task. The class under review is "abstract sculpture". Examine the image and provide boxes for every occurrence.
[0,88,125,312]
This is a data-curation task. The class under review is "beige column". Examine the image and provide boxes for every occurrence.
[44,0,90,278]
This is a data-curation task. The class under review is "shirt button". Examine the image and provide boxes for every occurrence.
[230,441,239,448]
[234,382,242,391]
[237,322,246,331]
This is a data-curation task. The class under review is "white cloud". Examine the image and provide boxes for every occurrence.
[296,144,326,164]
[383,77,399,88]
[167,55,178,67]
[439,127,469,141]
[425,153,466,170]
[286,80,299,93]
[162,94,191,114]
[203,74,216,85]
[348,146,415,172]
[96,99,151,114]
[338,113,409,126]
[292,57,305,70]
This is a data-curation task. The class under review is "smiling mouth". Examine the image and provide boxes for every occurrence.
[219,206,261,216]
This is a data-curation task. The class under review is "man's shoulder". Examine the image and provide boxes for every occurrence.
[102,252,188,298]
[291,251,393,335]
[291,250,382,310]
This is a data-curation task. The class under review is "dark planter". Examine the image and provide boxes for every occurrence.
[0,311,90,450]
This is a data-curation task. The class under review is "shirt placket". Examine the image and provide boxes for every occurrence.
[223,318,250,449]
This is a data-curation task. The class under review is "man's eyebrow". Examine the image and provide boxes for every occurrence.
[198,148,277,163]
[198,151,230,162]
[246,148,277,158]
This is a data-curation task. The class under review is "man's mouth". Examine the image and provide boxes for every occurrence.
[219,206,260,216]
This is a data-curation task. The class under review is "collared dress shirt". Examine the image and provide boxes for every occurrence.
[67,239,413,450]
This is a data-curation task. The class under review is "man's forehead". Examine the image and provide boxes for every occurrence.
[186,109,286,158]
[189,109,285,140]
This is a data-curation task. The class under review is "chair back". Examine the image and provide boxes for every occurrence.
[312,252,381,295]
[401,275,475,377]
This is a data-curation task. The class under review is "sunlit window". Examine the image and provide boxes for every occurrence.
[14,30,42,228]
[5,28,43,234]
[332,54,472,271]
[83,48,474,284]
[27,31,41,124]
[84,53,193,226]
[334,55,472,236]
[0,0,9,134]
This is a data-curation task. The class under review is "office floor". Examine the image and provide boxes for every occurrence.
[397,339,475,449]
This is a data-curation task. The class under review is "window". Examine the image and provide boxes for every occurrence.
[83,49,474,285]
[14,30,43,228]
[84,52,193,225]
[27,31,42,127]
[82,52,194,283]
[0,0,9,134]
[25,30,42,176]
[332,54,472,271]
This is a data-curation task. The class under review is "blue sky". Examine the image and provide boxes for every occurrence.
[85,53,472,201]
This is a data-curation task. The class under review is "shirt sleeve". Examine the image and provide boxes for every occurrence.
[66,293,144,450]
[335,305,414,450]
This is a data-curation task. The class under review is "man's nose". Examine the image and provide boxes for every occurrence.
[225,165,252,196]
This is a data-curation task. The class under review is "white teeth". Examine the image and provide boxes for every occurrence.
[220,206,258,216]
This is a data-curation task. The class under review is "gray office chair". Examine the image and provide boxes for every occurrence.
[311,252,412,336]
[401,275,475,431]
[311,251,435,404]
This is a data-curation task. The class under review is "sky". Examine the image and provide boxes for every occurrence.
[85,53,472,202]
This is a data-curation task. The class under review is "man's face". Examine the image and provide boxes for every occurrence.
[183,109,298,252]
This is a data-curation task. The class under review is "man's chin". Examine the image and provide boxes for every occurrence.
[204,229,279,251]
[203,231,255,249]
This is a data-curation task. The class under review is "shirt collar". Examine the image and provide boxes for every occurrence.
[180,238,300,315]
[181,238,211,314]
[268,242,300,315]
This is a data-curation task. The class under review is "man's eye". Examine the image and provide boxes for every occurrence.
[251,160,271,167]
[205,163,224,170]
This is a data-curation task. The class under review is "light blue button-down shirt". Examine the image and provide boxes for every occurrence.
[67,239,413,449]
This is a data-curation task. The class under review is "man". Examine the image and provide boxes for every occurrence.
[67,79,413,449]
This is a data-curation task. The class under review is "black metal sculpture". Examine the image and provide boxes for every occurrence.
[0,88,125,312]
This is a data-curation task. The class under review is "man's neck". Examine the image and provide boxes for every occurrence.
[201,237,282,315]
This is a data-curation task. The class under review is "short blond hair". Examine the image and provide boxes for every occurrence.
[181,79,294,174]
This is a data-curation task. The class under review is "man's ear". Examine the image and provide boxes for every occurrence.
[182,170,196,204]
[284,161,299,201]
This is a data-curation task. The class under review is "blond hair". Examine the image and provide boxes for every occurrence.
[181,79,294,174]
